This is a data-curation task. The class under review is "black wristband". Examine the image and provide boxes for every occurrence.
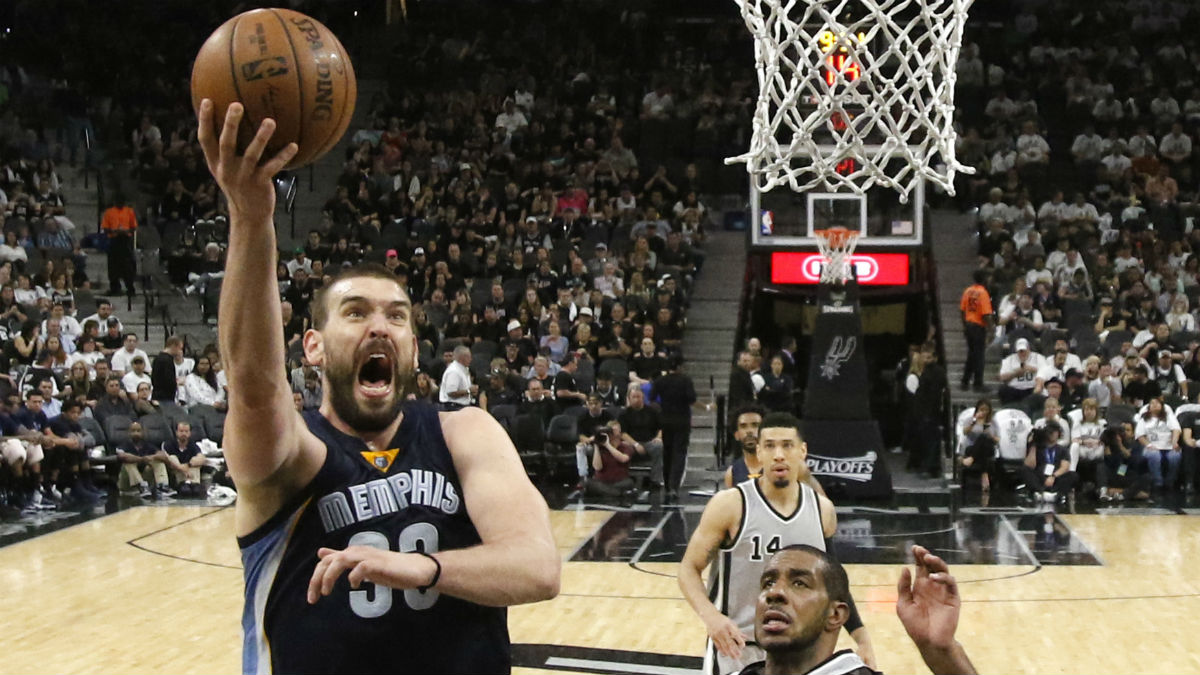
[416,551,441,592]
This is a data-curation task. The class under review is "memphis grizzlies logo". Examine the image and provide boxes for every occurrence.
[820,336,856,380]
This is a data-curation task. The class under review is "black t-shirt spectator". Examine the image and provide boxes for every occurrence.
[1123,378,1162,406]
[620,404,662,443]
[164,439,202,464]
[13,406,48,432]
[119,439,158,458]
[631,352,668,381]
[285,279,317,318]
[48,414,82,448]
[151,352,177,402]
[577,409,614,439]
[652,372,697,427]
[284,315,307,344]
[552,370,584,412]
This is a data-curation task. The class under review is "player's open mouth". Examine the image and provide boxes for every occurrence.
[357,352,394,398]
[771,465,789,478]
[762,609,791,632]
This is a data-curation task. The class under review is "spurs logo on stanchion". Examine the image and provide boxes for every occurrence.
[820,335,856,380]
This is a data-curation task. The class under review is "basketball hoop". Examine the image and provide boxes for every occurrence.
[726,0,976,202]
[814,227,860,284]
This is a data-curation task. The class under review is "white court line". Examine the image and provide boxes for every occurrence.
[544,656,697,675]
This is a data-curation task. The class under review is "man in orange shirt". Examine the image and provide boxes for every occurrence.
[100,196,138,296]
[959,270,993,392]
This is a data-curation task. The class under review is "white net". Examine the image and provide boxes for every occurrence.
[815,228,859,283]
[727,0,975,202]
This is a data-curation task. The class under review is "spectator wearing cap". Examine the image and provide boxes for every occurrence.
[998,338,1042,403]
[587,242,613,278]
[408,247,429,298]
[1152,350,1188,399]
[120,355,152,396]
[383,248,403,273]
[479,365,521,413]
[286,247,312,277]
[502,318,537,366]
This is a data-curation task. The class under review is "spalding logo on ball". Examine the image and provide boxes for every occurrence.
[191,8,357,169]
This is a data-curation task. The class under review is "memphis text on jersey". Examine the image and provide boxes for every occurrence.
[317,468,461,533]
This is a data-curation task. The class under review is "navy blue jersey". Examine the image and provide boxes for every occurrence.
[730,456,760,485]
[238,401,509,674]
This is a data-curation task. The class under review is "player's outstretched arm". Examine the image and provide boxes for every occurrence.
[197,100,321,531]
[678,488,745,659]
[897,545,977,675]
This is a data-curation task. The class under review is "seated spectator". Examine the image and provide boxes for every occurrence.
[574,394,616,486]
[110,333,149,375]
[960,399,998,492]
[1098,422,1150,501]
[539,320,570,364]
[162,420,207,497]
[1021,424,1077,503]
[585,421,636,500]
[629,337,668,385]
[1071,399,1106,495]
[758,354,796,413]
[592,372,623,407]
[132,381,158,416]
[115,420,170,499]
[619,385,665,489]
[519,377,555,427]
[1137,397,1182,493]
[1152,350,1188,400]
[1165,296,1195,334]
[183,355,226,410]
[479,366,520,413]
[121,355,152,395]
[998,338,1042,402]
[411,371,438,403]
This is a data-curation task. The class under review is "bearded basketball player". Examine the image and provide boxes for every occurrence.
[196,101,560,674]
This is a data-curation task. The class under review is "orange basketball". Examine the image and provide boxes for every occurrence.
[190,8,357,169]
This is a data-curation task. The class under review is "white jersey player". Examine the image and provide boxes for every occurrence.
[678,413,874,675]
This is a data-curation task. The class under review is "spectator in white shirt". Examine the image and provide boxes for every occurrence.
[1149,88,1181,128]
[438,345,476,408]
[999,338,1042,402]
[1071,125,1104,166]
[1159,122,1193,177]
[977,188,1009,225]
[183,356,226,409]
[121,356,152,395]
[110,333,150,375]
[1127,126,1158,159]
[1016,121,1050,166]
[1100,149,1132,181]
[1037,191,1068,227]
[1092,93,1124,124]
[1063,194,1099,229]
[82,299,122,334]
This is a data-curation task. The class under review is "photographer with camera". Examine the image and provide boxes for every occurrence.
[586,421,637,499]
[575,394,616,488]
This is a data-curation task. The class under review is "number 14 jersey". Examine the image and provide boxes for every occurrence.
[710,479,826,637]
[238,401,508,675]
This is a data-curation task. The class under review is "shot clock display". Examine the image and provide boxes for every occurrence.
[817,29,867,87]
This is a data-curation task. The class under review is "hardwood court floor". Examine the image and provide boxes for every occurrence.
[2,505,1200,674]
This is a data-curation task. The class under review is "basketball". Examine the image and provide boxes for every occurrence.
[190,7,357,169]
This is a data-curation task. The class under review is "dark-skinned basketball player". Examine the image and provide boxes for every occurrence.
[196,101,559,674]
[681,412,874,675]
[739,545,976,675]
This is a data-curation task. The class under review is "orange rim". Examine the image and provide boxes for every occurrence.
[814,227,858,249]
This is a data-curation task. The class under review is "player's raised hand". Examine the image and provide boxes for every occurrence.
[703,612,746,660]
[896,545,961,652]
[306,545,439,605]
[195,99,297,224]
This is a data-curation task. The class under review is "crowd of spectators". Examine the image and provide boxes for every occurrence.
[116,2,756,504]
[955,0,1200,504]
